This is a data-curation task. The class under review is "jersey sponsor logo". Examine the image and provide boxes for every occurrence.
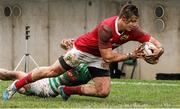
[120,35,129,41]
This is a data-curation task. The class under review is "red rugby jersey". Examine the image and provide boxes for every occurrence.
[74,16,151,57]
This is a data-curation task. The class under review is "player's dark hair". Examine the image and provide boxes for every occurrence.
[119,3,139,20]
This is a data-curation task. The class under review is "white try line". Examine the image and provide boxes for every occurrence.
[111,81,180,87]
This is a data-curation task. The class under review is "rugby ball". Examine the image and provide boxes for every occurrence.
[143,42,156,56]
[143,42,158,64]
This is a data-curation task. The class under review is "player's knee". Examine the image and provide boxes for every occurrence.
[96,87,110,98]
[99,91,110,98]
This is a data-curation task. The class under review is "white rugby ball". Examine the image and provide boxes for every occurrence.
[143,42,158,64]
[143,42,156,56]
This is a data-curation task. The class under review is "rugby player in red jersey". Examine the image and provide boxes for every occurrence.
[3,3,164,101]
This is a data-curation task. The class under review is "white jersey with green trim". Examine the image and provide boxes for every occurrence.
[18,78,56,97]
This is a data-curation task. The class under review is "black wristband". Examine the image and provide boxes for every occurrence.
[127,52,133,60]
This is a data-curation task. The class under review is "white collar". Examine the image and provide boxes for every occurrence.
[115,17,121,36]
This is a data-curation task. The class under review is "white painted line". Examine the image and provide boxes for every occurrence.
[111,81,180,87]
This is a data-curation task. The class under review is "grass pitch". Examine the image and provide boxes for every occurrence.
[1,79,180,108]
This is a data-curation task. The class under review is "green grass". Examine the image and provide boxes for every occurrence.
[1,79,180,108]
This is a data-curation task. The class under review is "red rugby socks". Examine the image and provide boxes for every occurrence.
[63,86,82,95]
[15,72,33,89]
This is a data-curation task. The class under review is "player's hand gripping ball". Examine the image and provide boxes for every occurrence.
[142,42,159,64]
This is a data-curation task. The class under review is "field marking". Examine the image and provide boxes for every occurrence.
[111,81,180,86]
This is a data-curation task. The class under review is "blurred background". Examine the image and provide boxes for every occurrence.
[0,0,179,80]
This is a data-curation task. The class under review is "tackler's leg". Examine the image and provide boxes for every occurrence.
[0,68,26,80]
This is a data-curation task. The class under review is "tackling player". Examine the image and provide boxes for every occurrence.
[1,63,91,98]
